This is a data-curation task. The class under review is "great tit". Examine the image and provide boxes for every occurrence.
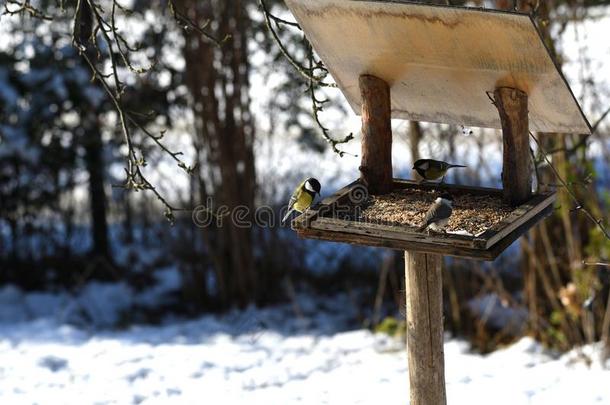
[282,177,321,224]
[417,193,454,233]
[413,159,466,183]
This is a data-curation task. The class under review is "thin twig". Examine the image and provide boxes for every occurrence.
[583,262,610,267]
[259,0,336,88]
[545,105,610,155]
[9,0,217,222]
[529,131,610,241]
[168,0,228,46]
[307,46,354,157]
[485,90,497,107]
[591,105,610,134]
[2,0,53,20]
[267,11,300,28]
[258,0,353,155]
[73,0,198,222]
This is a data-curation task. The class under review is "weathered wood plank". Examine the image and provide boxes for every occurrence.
[359,75,393,195]
[393,179,504,197]
[296,205,553,261]
[473,191,556,249]
[311,217,476,248]
[320,179,361,206]
[484,204,554,258]
[297,227,497,260]
[405,251,446,405]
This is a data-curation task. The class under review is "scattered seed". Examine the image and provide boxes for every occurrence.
[355,188,514,236]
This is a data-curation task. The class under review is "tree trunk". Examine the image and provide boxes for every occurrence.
[182,0,257,308]
[122,192,133,245]
[84,126,109,258]
[77,0,109,259]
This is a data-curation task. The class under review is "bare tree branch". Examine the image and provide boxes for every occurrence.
[260,0,357,156]
[70,0,207,222]
[259,0,336,88]
[306,46,354,157]
[2,0,53,20]
[167,0,229,46]
[529,131,610,242]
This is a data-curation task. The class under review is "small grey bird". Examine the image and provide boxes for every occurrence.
[413,159,466,183]
[417,193,454,233]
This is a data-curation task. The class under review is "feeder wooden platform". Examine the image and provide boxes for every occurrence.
[292,179,556,260]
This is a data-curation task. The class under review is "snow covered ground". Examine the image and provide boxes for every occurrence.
[0,287,609,405]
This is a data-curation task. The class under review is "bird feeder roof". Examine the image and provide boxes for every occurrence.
[285,0,591,134]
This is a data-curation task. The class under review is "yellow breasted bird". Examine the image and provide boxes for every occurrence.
[413,159,466,183]
[282,178,321,224]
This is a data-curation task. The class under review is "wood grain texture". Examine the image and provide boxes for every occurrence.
[494,87,533,206]
[405,251,447,405]
[473,191,556,249]
[298,226,496,259]
[311,217,475,248]
[359,75,393,195]
[296,205,554,260]
[285,0,590,134]
[393,179,504,197]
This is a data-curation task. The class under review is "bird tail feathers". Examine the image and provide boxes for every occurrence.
[417,223,428,232]
[282,209,294,224]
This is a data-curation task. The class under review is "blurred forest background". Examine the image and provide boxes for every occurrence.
[0,0,609,355]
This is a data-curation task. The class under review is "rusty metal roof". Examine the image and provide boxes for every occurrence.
[285,0,591,134]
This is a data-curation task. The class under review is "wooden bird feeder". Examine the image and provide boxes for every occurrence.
[284,1,591,404]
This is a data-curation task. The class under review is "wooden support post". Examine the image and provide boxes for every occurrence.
[494,87,532,206]
[359,75,393,195]
[405,251,447,405]
[359,74,446,403]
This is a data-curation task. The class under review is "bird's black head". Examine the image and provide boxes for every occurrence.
[305,178,321,195]
[412,159,427,170]
[439,192,454,201]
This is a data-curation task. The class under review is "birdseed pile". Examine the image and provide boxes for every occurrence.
[357,188,514,236]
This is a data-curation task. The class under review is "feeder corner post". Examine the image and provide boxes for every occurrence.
[494,87,532,206]
[358,74,447,405]
[358,74,393,195]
